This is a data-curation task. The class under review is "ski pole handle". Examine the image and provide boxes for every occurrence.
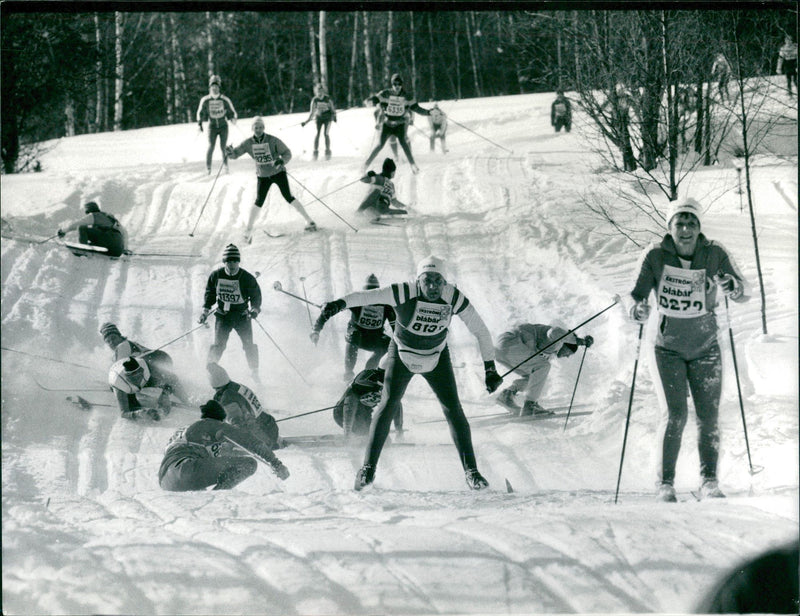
[272,281,322,308]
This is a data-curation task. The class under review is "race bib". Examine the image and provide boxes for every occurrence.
[316,101,330,113]
[251,142,274,164]
[554,102,567,116]
[408,302,451,336]
[379,180,395,202]
[217,278,244,310]
[236,383,263,415]
[385,96,405,117]
[656,264,707,318]
[208,99,226,119]
[356,305,385,330]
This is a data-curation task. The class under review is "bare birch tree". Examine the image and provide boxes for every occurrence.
[319,11,328,90]
[363,11,375,93]
[308,12,320,87]
[113,12,124,131]
[382,11,394,84]
[348,13,359,107]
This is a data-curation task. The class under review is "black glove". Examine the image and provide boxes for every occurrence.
[321,299,346,321]
[57,229,66,238]
[301,121,307,127]
[274,157,284,167]
[484,361,503,393]
[248,307,260,319]
[582,335,594,349]
[367,170,376,177]
[198,122,203,132]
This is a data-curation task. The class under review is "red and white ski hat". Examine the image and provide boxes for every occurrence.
[667,197,704,227]
[416,255,447,281]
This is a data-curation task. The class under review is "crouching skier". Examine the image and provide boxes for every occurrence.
[159,400,289,491]
[207,362,280,449]
[333,368,403,438]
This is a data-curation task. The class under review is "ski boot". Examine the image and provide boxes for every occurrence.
[304,221,318,232]
[312,150,319,161]
[520,400,553,417]
[657,483,678,503]
[699,479,725,499]
[495,388,520,413]
[411,163,420,174]
[325,149,331,160]
[465,468,489,490]
[354,464,375,491]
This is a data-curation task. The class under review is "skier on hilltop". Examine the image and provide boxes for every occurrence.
[428,103,449,153]
[301,84,337,160]
[364,73,431,173]
[57,201,126,257]
[199,244,263,381]
[226,117,317,239]
[494,324,594,416]
[158,399,289,491]
[627,197,749,503]
[207,362,280,450]
[311,255,503,492]
[355,158,410,222]
[551,90,573,133]
[196,74,238,174]
[312,272,396,382]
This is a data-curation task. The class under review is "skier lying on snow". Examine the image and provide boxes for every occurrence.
[207,362,280,450]
[107,356,174,422]
[100,322,191,407]
[356,158,410,222]
[332,367,403,438]
[158,400,289,491]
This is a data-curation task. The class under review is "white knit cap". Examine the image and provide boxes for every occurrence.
[206,362,230,389]
[667,197,703,227]
[416,255,447,280]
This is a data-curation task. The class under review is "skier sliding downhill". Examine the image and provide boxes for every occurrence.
[225,116,317,240]
[57,201,126,257]
[355,158,410,222]
[363,73,431,173]
[196,74,238,174]
[312,255,503,492]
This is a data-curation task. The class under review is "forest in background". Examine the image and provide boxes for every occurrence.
[1,5,796,173]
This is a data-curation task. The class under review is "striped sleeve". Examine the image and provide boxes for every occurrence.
[446,286,470,314]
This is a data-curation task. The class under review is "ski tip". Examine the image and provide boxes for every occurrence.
[505,478,514,493]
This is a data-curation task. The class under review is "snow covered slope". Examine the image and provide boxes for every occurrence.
[1,85,797,615]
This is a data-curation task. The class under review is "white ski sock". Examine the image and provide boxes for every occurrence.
[290,198,313,224]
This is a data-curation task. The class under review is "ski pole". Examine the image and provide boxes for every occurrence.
[563,346,588,432]
[448,116,514,154]
[38,233,60,244]
[272,280,322,308]
[308,176,364,203]
[275,404,337,422]
[723,295,762,475]
[300,277,314,327]
[614,323,644,504]
[499,299,619,379]
[252,317,310,385]
[189,157,227,237]
[34,377,108,392]
[285,170,359,232]
[2,346,97,371]
[137,322,210,359]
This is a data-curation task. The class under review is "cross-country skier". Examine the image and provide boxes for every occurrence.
[301,84,337,160]
[428,103,448,153]
[196,74,238,174]
[627,197,749,503]
[100,322,191,406]
[355,158,410,222]
[207,362,280,449]
[312,273,396,381]
[225,117,317,239]
[494,324,594,416]
[199,244,262,380]
[373,107,400,158]
[363,73,431,173]
[332,368,403,438]
[777,35,798,97]
[158,399,289,491]
[107,356,172,422]
[312,255,503,491]
[551,90,573,133]
[710,53,732,102]
[606,83,637,172]
[57,201,126,257]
